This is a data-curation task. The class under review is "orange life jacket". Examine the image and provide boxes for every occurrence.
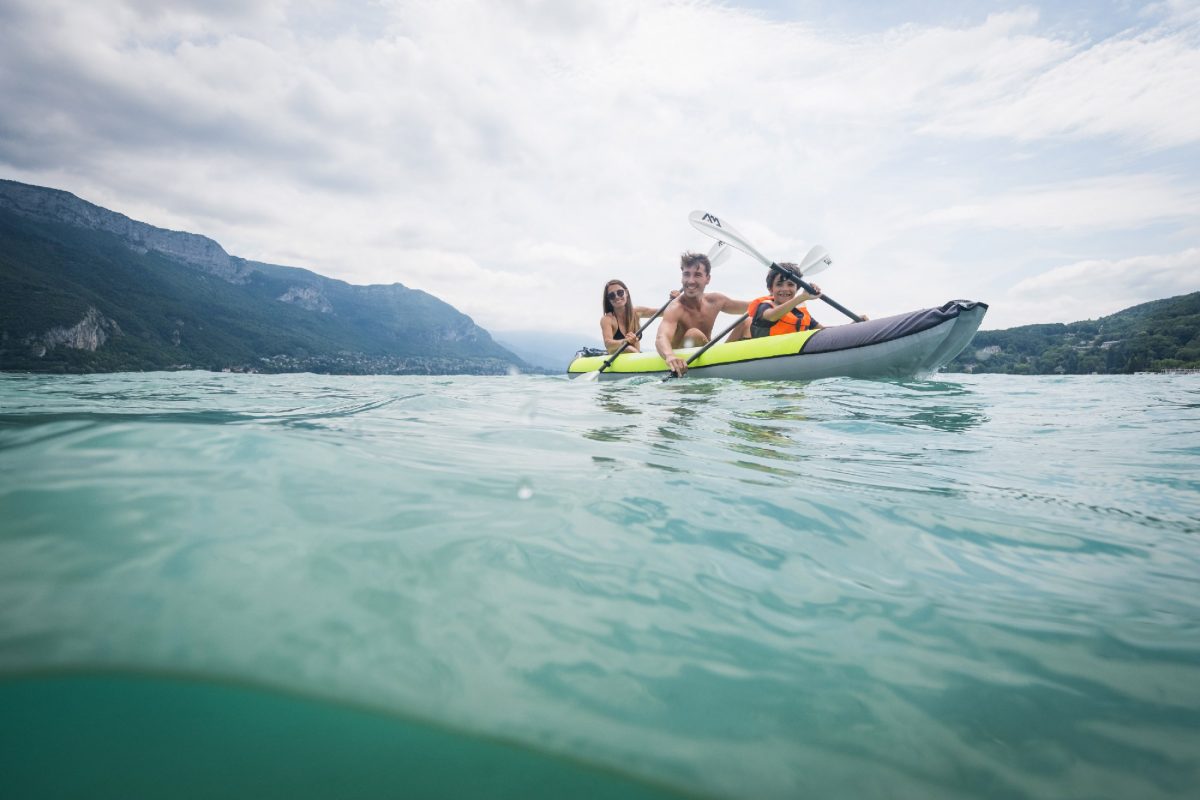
[748,296,813,337]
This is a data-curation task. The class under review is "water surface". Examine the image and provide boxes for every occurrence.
[1,372,1198,798]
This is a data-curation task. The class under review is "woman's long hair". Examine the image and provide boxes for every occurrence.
[602,279,637,335]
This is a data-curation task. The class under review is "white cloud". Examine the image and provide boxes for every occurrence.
[916,174,1200,232]
[1,0,1198,340]
[1144,0,1200,25]
[997,247,1200,326]
[923,23,1200,149]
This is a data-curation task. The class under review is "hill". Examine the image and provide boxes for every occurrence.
[944,292,1200,374]
[0,179,531,375]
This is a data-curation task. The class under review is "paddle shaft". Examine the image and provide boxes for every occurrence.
[597,292,676,374]
[687,211,862,322]
[662,312,750,381]
[771,263,863,322]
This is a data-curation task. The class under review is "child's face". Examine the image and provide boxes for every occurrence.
[771,277,799,305]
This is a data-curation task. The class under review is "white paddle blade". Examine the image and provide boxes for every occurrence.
[688,210,772,267]
[798,245,832,277]
[706,239,732,267]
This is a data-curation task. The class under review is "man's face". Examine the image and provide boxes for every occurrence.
[680,263,710,297]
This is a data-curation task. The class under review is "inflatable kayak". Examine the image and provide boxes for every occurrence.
[568,300,987,381]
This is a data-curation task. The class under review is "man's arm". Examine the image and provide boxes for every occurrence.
[655,307,688,376]
[717,294,751,315]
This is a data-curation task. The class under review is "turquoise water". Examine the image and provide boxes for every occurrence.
[1,371,1198,799]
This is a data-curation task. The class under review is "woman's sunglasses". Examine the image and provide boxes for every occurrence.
[607,288,626,300]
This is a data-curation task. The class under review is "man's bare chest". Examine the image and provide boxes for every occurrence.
[677,300,718,325]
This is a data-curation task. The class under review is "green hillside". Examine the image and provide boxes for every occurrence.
[944,292,1200,374]
[0,183,530,375]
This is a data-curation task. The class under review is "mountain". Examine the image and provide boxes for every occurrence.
[944,292,1200,374]
[0,179,533,375]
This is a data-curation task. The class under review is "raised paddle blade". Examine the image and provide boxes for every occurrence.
[707,239,732,267]
[688,210,772,268]
[798,245,832,276]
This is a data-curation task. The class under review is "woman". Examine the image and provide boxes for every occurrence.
[600,279,658,353]
[747,266,824,338]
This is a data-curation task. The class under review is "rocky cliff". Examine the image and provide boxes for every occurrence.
[0,179,253,283]
[0,179,533,374]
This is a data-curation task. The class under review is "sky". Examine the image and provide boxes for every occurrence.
[1,0,1198,340]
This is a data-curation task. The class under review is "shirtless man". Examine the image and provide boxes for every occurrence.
[655,252,751,377]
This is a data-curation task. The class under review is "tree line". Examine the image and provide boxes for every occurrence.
[944,292,1200,374]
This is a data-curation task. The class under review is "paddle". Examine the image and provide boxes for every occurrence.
[588,293,673,380]
[789,244,833,281]
[662,244,833,380]
[707,238,732,268]
[588,240,731,380]
[688,211,865,322]
[661,314,749,382]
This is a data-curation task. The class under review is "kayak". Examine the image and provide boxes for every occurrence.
[567,300,987,381]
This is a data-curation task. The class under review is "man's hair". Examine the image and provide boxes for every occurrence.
[680,251,711,275]
[767,263,799,290]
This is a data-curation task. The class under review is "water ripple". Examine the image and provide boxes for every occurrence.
[2,372,1199,798]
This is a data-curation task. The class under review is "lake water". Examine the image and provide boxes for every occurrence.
[1,371,1198,799]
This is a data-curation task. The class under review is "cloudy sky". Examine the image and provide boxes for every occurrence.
[2,0,1198,339]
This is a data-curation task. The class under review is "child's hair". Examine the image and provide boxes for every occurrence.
[767,263,800,290]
